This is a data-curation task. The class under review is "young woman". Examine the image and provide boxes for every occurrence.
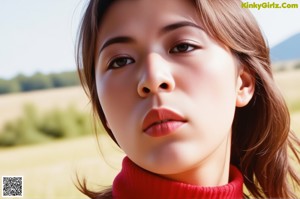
[76,0,300,198]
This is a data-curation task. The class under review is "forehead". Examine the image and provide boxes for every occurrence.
[98,0,200,38]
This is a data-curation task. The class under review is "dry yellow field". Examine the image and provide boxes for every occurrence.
[274,69,300,101]
[0,70,299,198]
[0,135,125,199]
[274,70,300,134]
[0,86,90,128]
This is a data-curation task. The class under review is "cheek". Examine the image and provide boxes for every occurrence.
[180,56,237,102]
[95,72,140,141]
[178,51,238,135]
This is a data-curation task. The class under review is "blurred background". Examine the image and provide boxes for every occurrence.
[0,0,300,198]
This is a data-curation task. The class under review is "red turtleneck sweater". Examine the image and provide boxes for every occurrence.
[112,157,244,199]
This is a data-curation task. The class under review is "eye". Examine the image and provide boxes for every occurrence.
[108,56,135,69]
[170,43,197,53]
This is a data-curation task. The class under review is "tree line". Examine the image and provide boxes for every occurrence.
[0,71,80,94]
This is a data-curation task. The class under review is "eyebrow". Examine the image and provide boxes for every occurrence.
[98,21,203,55]
[160,21,204,35]
[99,36,135,54]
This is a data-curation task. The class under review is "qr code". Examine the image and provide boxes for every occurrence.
[2,176,23,197]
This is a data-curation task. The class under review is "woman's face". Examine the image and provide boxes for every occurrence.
[95,0,250,185]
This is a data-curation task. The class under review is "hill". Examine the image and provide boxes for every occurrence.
[271,33,300,62]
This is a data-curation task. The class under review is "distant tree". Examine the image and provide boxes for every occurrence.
[18,72,53,91]
[0,71,80,95]
[0,78,20,94]
[50,71,80,88]
[13,74,27,85]
[294,62,300,70]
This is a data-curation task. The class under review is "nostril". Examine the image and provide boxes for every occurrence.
[140,82,171,96]
[143,87,150,93]
[160,83,169,89]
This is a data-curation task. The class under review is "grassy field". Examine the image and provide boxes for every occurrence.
[0,135,125,199]
[0,70,299,198]
[274,70,300,133]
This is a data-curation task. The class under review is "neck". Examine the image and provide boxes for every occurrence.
[163,132,231,186]
[163,160,230,186]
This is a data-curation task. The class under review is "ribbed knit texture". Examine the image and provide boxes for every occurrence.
[112,157,244,199]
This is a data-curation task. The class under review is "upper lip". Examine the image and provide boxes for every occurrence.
[142,108,187,132]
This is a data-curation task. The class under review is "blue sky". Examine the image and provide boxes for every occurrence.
[1,0,300,79]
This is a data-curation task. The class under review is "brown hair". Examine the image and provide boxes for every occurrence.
[76,0,300,198]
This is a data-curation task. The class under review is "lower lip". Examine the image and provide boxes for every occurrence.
[144,121,185,137]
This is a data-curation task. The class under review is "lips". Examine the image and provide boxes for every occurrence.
[142,108,187,137]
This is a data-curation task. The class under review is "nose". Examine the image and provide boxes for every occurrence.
[137,53,175,98]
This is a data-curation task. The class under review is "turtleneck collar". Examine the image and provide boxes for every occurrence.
[112,157,244,199]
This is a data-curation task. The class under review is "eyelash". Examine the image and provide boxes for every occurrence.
[108,56,135,69]
[107,42,199,69]
[169,42,199,53]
